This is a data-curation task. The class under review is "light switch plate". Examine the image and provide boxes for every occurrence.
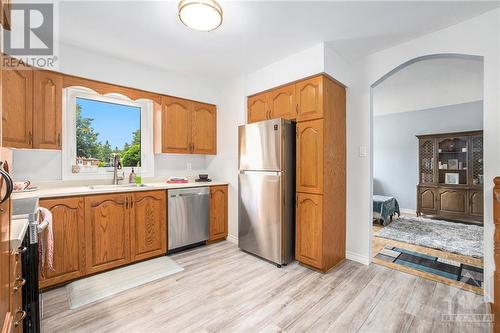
[359,145,368,157]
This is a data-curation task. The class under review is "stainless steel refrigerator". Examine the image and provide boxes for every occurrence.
[238,118,295,267]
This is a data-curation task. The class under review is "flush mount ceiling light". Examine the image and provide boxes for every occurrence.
[178,0,223,32]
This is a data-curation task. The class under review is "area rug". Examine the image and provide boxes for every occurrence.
[375,246,483,290]
[67,256,183,309]
[375,216,483,258]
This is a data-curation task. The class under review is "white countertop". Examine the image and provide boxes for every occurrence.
[12,181,228,200]
[10,218,29,251]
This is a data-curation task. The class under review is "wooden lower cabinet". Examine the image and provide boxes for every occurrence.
[417,186,437,215]
[39,197,85,288]
[130,191,167,262]
[469,190,483,219]
[417,186,483,223]
[209,185,228,242]
[295,193,323,269]
[84,193,131,275]
[38,186,227,288]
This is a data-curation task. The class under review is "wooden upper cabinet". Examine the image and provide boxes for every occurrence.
[130,191,167,262]
[192,102,216,155]
[84,193,131,274]
[2,68,33,148]
[269,84,296,120]
[296,76,323,121]
[297,119,324,194]
[296,192,323,269]
[209,185,228,241]
[162,96,192,154]
[247,92,269,124]
[33,70,62,150]
[39,197,85,288]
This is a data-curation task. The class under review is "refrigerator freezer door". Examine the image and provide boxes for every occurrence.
[238,119,282,171]
[238,171,282,264]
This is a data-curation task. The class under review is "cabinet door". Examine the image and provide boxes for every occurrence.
[418,187,437,214]
[191,102,216,155]
[2,68,33,148]
[162,96,192,154]
[130,191,167,262]
[296,193,323,269]
[38,197,85,288]
[437,188,467,217]
[85,193,131,274]
[247,93,269,124]
[0,199,10,332]
[209,185,228,241]
[269,84,296,120]
[296,76,323,121]
[469,190,483,218]
[297,120,323,194]
[33,71,62,150]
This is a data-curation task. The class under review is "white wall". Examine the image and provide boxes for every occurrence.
[246,43,325,95]
[373,101,483,210]
[12,43,220,182]
[346,8,500,301]
[206,76,246,241]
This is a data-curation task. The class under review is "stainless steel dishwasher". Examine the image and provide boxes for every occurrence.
[168,187,209,251]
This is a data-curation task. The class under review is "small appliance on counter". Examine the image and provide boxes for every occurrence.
[195,174,211,182]
[167,177,188,184]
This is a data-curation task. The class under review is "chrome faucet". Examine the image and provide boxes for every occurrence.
[112,154,124,185]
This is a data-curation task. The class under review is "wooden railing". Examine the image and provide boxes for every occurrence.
[493,177,500,332]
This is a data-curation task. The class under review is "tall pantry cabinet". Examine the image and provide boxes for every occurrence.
[247,74,346,272]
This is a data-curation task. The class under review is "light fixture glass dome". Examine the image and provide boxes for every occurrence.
[178,0,223,32]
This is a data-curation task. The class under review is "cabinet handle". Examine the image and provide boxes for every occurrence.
[28,131,33,145]
[125,197,128,209]
[57,133,61,147]
[130,197,134,209]
[14,308,26,327]
[15,246,27,259]
[13,277,26,292]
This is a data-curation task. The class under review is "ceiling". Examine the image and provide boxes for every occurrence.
[57,1,500,80]
[373,57,484,116]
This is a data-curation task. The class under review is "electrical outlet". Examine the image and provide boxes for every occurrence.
[187,162,192,171]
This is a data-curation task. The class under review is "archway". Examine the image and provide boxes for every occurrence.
[369,53,484,291]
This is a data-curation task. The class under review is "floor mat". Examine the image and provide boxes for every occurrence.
[67,256,183,309]
[374,245,483,294]
[376,215,483,258]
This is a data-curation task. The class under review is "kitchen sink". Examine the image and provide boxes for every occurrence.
[88,184,150,190]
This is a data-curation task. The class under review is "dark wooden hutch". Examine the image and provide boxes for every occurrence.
[416,130,483,224]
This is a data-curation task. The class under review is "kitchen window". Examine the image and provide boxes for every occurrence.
[62,87,154,180]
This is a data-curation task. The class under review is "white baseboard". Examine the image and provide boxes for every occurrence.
[346,251,370,265]
[226,234,238,244]
[400,208,417,215]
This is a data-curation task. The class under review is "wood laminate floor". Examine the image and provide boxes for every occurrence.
[41,241,491,333]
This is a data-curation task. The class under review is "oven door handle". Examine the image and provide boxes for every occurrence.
[0,168,13,204]
[37,220,49,233]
